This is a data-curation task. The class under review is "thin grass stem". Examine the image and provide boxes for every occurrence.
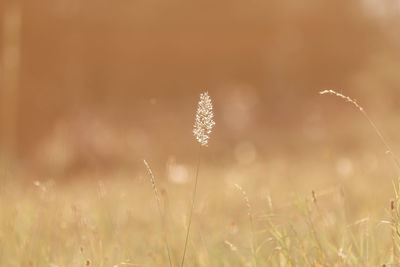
[320,90,400,171]
[235,184,257,267]
[180,145,202,267]
[143,159,173,267]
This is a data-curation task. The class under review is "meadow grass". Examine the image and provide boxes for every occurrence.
[0,161,398,266]
[1,90,400,266]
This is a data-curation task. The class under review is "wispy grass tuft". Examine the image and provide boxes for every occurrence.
[320,89,400,171]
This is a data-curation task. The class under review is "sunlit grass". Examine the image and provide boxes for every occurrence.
[1,91,399,266]
[0,161,398,266]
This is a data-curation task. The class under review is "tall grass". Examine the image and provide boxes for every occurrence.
[320,90,400,171]
[143,159,172,267]
[3,90,400,266]
[235,184,257,267]
[320,89,400,266]
[180,92,215,267]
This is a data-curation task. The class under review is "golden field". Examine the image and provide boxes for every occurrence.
[2,0,400,266]
[2,92,400,266]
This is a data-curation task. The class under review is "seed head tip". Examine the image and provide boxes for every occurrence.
[193,91,215,147]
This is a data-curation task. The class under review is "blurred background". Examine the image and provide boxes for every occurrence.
[1,0,400,180]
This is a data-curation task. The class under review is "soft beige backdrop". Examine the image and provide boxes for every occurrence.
[1,0,400,176]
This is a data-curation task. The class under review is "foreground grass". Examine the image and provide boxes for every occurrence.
[0,158,398,266]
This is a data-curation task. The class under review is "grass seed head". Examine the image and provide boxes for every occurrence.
[193,91,215,147]
[319,90,363,111]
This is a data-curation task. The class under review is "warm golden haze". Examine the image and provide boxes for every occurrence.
[1,0,400,266]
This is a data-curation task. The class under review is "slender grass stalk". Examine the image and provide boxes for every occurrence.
[303,198,326,262]
[320,90,400,171]
[390,199,396,262]
[143,159,172,267]
[235,184,257,267]
[180,91,215,267]
[390,180,400,263]
[180,146,201,267]
[321,90,400,264]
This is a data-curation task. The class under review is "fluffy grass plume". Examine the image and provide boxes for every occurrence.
[193,91,216,147]
[181,91,215,267]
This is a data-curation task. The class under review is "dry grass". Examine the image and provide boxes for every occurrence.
[0,160,398,266]
[1,90,400,266]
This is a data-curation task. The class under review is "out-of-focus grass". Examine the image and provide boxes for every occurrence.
[0,156,398,266]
